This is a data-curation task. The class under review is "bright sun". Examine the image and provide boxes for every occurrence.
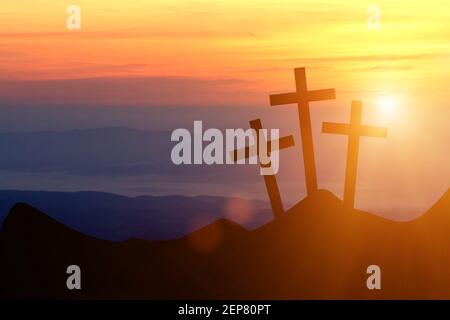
[378,96,398,116]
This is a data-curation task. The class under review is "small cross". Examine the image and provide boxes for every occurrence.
[269,67,335,196]
[322,100,387,208]
[231,119,295,219]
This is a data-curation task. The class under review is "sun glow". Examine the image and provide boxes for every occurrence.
[378,96,398,117]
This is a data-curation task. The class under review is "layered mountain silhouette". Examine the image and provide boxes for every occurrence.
[0,126,264,184]
[1,188,449,299]
[0,127,170,174]
[0,190,271,240]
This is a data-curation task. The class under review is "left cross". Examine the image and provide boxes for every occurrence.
[231,119,295,219]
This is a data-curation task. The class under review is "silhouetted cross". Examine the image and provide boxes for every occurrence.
[269,67,335,196]
[231,119,295,219]
[322,100,387,208]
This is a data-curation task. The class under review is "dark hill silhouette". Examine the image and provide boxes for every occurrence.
[1,188,449,299]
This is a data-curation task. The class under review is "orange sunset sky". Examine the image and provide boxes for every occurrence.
[0,0,449,217]
[1,0,449,109]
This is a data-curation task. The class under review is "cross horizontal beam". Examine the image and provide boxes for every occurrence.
[269,89,336,106]
[231,135,295,162]
[322,123,387,137]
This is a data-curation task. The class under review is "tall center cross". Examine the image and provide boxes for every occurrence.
[231,119,295,219]
[322,100,387,208]
[269,67,335,196]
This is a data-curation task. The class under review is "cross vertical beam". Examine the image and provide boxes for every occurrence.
[344,101,363,209]
[270,67,335,196]
[295,68,317,196]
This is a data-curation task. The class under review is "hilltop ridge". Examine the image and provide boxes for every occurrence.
[1,188,449,299]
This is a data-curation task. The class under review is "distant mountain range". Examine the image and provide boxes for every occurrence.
[0,127,257,181]
[0,126,266,201]
[0,190,272,240]
[0,127,170,175]
[1,188,449,299]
